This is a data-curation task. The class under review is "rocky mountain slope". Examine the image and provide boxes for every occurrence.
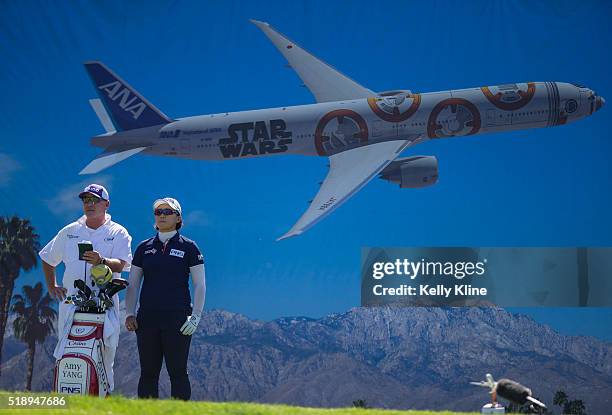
[2,307,610,413]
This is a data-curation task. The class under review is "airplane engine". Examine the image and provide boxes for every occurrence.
[379,156,438,188]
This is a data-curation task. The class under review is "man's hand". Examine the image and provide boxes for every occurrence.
[125,315,138,331]
[180,314,201,336]
[82,250,103,265]
[48,284,67,301]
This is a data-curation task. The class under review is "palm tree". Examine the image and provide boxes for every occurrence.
[0,216,40,375]
[10,282,56,391]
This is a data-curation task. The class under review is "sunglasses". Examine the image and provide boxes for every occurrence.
[81,196,102,204]
[154,208,179,216]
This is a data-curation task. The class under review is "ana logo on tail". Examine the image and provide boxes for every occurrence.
[98,81,146,120]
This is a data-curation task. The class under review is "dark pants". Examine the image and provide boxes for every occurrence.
[135,310,192,400]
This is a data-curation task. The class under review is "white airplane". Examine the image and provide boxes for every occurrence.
[80,19,605,240]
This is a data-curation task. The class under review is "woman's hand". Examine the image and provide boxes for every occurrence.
[180,314,201,336]
[125,315,138,331]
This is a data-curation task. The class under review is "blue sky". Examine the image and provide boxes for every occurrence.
[1,1,611,340]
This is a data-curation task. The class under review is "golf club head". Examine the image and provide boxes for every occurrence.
[105,278,129,297]
[74,279,92,299]
[97,291,114,308]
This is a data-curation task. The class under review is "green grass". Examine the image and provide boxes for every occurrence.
[0,391,479,415]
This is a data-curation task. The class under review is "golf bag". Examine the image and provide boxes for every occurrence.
[53,312,110,397]
[53,272,129,397]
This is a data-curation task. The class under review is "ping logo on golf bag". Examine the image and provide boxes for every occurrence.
[97,81,146,120]
[60,384,82,394]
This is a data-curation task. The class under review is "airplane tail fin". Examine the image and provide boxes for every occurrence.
[84,61,172,131]
[89,98,116,134]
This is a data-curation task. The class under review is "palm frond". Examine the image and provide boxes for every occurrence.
[10,282,57,344]
[0,216,41,281]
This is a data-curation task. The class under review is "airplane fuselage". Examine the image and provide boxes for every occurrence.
[91,81,603,160]
[81,19,606,239]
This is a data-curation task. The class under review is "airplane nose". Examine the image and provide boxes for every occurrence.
[596,96,605,111]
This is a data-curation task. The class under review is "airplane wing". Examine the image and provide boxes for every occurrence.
[79,145,150,175]
[278,139,412,240]
[251,19,375,103]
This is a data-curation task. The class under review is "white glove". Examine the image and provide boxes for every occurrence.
[179,314,200,336]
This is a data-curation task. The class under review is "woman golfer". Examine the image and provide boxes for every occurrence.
[124,197,205,400]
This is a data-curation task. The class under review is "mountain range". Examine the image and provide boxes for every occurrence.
[1,306,611,413]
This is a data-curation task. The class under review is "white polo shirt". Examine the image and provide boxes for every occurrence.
[39,213,132,330]
[40,213,132,288]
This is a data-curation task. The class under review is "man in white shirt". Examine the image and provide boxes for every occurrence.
[40,183,132,392]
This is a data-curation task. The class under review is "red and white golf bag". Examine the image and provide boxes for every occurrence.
[53,312,110,397]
